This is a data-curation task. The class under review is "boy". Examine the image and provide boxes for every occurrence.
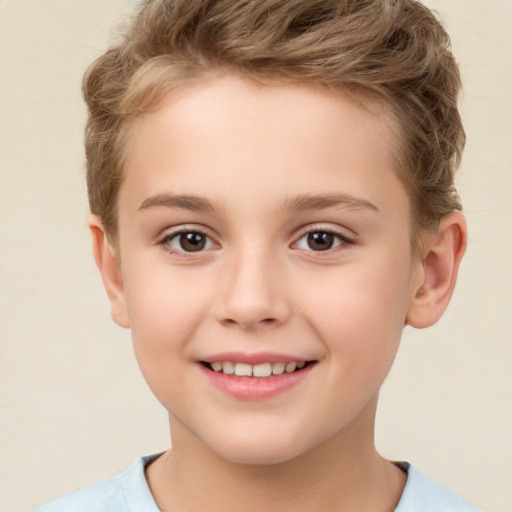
[34,0,479,510]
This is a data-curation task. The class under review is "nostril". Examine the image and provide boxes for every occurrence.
[220,316,279,328]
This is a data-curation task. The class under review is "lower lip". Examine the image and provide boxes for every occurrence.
[199,363,315,400]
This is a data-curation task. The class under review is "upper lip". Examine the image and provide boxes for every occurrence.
[200,352,313,365]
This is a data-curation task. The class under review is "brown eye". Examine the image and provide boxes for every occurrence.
[162,230,216,254]
[306,232,335,251]
[294,229,348,253]
[179,232,207,252]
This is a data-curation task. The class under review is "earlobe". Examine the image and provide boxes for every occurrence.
[89,216,130,329]
[406,210,467,329]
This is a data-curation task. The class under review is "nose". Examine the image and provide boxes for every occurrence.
[214,246,291,330]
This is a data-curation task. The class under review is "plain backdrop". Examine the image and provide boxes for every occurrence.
[0,1,510,511]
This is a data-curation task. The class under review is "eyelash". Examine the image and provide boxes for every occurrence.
[157,226,355,256]
[292,226,355,254]
[158,227,218,256]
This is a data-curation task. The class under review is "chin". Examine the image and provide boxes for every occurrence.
[220,448,300,466]
[208,429,310,466]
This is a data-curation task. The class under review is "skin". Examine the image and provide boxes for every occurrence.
[91,74,467,512]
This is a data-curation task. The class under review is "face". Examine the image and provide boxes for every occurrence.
[111,75,424,464]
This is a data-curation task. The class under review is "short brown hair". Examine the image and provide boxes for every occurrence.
[83,0,465,244]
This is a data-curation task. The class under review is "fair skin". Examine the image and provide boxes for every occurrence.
[91,74,466,512]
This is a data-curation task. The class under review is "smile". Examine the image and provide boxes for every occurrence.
[204,361,308,378]
[200,360,316,400]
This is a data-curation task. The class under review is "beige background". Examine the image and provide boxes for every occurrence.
[0,1,510,511]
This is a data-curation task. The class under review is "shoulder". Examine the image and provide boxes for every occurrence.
[31,455,161,512]
[32,473,125,512]
[395,463,481,512]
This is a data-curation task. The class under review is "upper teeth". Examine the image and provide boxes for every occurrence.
[209,361,306,377]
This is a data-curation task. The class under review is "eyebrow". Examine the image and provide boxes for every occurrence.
[139,194,215,212]
[283,193,379,213]
[138,192,379,214]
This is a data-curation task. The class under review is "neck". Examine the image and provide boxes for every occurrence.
[146,401,406,512]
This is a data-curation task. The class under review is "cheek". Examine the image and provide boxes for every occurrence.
[123,257,208,336]
[120,261,211,384]
[296,252,413,364]
[124,281,204,413]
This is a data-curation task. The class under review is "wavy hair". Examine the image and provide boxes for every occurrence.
[83,0,465,246]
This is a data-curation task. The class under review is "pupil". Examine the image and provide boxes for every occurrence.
[307,232,333,251]
[180,232,206,252]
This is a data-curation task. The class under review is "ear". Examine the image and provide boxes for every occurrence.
[406,210,467,328]
[89,216,130,328]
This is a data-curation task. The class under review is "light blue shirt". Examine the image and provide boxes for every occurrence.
[33,455,480,511]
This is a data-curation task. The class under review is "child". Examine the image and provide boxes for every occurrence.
[34,0,479,510]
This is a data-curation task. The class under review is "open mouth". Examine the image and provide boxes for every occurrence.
[201,360,315,378]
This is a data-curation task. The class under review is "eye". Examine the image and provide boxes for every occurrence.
[295,230,350,252]
[160,230,216,254]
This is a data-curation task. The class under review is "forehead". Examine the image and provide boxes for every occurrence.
[120,74,407,218]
